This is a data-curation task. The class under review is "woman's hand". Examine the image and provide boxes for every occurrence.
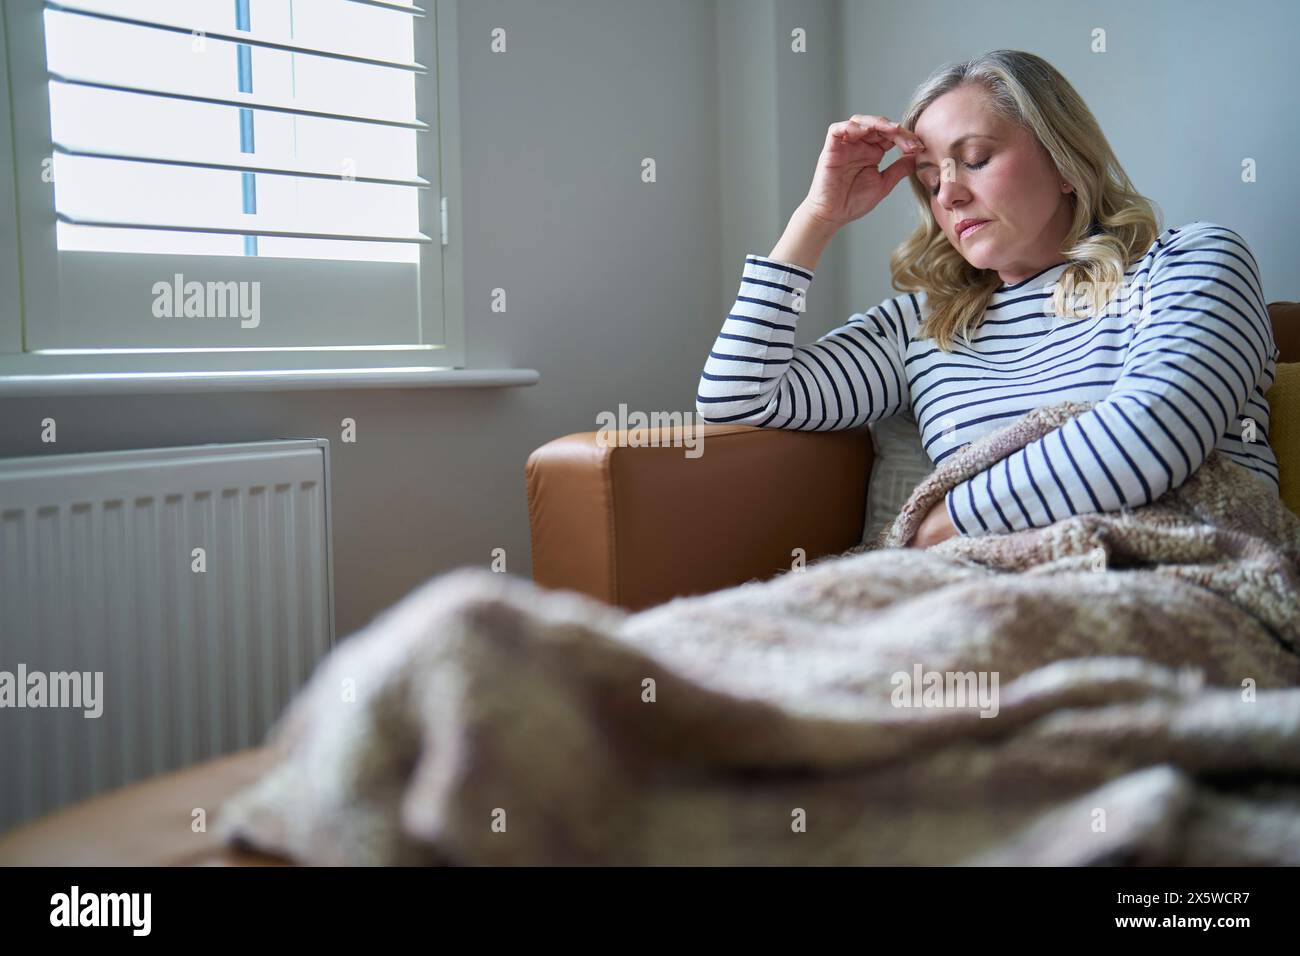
[802,115,925,228]
[908,498,960,549]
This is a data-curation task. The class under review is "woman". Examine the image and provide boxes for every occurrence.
[696,49,1280,548]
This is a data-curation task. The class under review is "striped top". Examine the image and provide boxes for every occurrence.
[696,220,1281,537]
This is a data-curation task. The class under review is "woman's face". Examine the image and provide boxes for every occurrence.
[911,84,1074,285]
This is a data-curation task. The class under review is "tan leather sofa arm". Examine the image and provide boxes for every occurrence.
[525,424,874,610]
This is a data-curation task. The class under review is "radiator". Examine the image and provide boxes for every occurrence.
[0,440,335,833]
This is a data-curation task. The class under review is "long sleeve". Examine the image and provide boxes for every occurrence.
[695,254,911,431]
[945,222,1276,536]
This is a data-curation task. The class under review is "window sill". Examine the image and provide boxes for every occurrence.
[0,365,540,396]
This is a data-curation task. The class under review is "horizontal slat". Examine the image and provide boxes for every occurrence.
[45,1,426,73]
[57,212,432,244]
[345,0,427,16]
[53,144,430,188]
[49,73,429,131]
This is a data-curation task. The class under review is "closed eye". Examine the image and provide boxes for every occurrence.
[929,158,989,197]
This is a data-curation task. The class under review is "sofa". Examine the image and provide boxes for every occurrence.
[527,300,1300,611]
[2,301,1297,867]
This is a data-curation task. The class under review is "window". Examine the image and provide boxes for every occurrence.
[0,0,467,378]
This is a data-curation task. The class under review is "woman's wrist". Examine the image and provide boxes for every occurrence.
[795,200,845,238]
[769,202,840,272]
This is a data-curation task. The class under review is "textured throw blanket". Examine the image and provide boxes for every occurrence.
[219,401,1300,865]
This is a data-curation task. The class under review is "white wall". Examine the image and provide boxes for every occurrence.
[717,0,847,330]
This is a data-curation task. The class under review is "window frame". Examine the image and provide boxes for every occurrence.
[0,3,22,356]
[0,0,468,380]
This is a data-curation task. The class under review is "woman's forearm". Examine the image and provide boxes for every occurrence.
[768,202,841,272]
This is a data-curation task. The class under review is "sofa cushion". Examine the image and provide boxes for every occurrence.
[862,410,934,543]
[1266,362,1300,516]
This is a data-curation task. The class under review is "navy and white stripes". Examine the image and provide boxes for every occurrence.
[695,221,1281,537]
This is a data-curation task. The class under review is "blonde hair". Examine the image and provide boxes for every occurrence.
[889,50,1160,351]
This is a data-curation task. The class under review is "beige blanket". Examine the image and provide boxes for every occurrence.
[219,401,1300,865]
